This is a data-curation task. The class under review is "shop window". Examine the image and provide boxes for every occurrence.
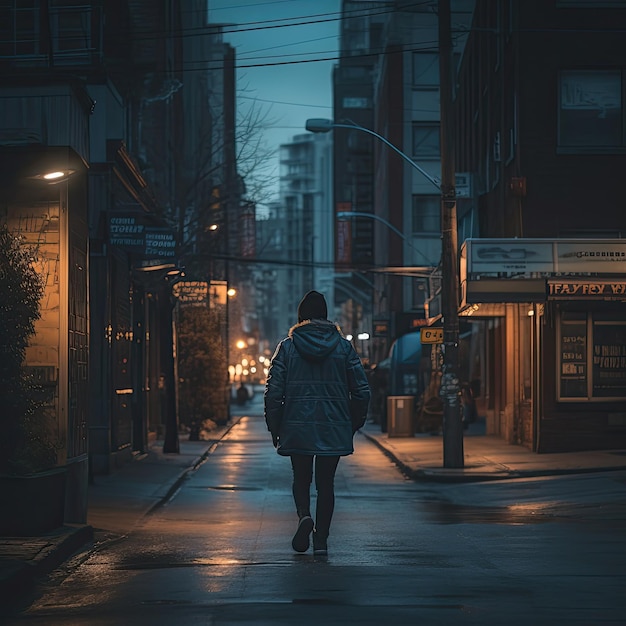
[559,312,587,398]
[558,311,626,400]
[592,318,626,397]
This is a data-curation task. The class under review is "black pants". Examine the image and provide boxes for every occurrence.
[290,454,340,539]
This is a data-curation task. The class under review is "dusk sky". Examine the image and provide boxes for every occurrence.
[209,0,341,205]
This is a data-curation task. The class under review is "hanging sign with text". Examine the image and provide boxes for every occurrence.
[108,215,176,259]
[420,327,444,344]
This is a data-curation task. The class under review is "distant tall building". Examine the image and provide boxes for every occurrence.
[254,132,334,355]
[332,1,390,345]
[334,0,472,362]
[274,132,334,333]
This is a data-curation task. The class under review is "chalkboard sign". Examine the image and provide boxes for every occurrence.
[559,321,587,398]
[592,323,626,398]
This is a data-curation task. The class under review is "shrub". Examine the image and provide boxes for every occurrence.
[177,305,229,427]
[0,223,54,475]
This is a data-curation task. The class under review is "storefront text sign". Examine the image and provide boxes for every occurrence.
[548,281,626,299]
[172,281,208,305]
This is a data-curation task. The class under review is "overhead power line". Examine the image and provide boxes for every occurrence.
[127,2,433,42]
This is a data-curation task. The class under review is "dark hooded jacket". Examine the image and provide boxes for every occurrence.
[264,319,370,456]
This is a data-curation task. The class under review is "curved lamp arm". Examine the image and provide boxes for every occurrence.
[306,118,441,190]
[336,211,433,265]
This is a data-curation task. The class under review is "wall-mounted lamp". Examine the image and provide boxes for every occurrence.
[135,262,177,273]
[31,169,76,183]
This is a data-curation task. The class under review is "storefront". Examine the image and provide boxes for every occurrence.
[461,239,626,453]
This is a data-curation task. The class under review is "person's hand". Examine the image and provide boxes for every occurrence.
[272,433,279,448]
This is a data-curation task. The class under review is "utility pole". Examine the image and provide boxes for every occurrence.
[438,0,464,468]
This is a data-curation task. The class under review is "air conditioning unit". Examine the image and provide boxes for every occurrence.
[455,173,473,198]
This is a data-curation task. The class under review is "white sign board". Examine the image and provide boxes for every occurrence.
[464,239,626,277]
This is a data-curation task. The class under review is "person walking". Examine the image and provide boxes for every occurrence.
[264,291,370,556]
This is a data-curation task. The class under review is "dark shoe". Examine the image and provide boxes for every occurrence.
[312,532,328,556]
[292,516,314,553]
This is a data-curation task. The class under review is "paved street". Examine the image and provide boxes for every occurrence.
[3,403,626,625]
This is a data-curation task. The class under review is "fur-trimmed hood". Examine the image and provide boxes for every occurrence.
[288,318,344,362]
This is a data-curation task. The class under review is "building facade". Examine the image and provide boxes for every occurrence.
[0,1,242,532]
[454,0,626,451]
[276,132,334,333]
[334,1,473,364]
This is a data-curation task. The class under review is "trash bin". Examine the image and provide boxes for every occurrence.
[387,395,415,437]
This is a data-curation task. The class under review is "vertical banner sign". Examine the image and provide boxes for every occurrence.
[335,202,352,269]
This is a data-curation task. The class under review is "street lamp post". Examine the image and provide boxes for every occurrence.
[437,0,464,468]
[306,56,464,467]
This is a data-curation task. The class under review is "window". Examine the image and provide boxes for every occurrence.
[412,123,440,158]
[342,97,370,109]
[558,70,622,149]
[51,4,92,57]
[0,1,40,57]
[558,311,626,401]
[557,1,626,6]
[412,53,439,86]
[412,195,440,233]
[412,277,429,311]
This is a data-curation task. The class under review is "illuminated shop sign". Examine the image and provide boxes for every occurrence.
[463,239,626,277]
[548,280,626,299]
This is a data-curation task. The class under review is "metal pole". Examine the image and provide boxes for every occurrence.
[438,0,464,468]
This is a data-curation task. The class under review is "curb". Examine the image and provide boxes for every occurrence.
[0,524,93,612]
[361,431,511,483]
[360,430,626,483]
[147,416,243,515]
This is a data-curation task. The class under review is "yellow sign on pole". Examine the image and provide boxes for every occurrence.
[420,327,444,344]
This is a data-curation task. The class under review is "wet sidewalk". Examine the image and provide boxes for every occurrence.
[361,419,626,482]
[2,414,626,612]
[0,421,240,613]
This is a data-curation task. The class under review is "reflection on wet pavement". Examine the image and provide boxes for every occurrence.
[420,500,558,525]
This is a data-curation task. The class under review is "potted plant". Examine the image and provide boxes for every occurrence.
[0,223,64,535]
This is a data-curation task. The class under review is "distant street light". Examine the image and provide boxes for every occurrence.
[336,210,433,266]
[306,108,464,468]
